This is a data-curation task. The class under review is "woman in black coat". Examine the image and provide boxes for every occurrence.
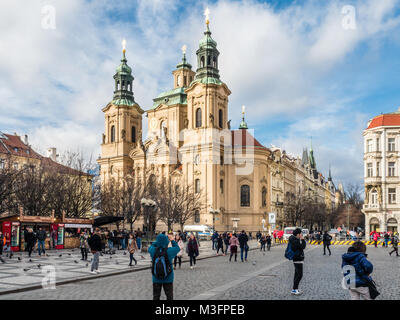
[187,234,199,269]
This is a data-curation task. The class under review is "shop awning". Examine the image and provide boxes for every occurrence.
[64,223,92,228]
[93,216,124,227]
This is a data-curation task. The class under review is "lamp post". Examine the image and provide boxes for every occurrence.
[141,198,157,250]
[209,208,220,233]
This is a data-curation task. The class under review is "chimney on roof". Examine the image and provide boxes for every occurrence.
[47,147,58,162]
[24,135,28,145]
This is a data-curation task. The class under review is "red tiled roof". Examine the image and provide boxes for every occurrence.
[231,129,267,150]
[0,134,42,159]
[367,113,400,129]
[0,133,90,177]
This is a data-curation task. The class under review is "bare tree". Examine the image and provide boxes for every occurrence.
[0,156,21,214]
[283,192,306,227]
[121,175,143,232]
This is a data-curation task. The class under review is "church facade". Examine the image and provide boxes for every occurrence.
[98,17,341,232]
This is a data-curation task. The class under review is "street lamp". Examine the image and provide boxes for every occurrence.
[209,207,220,233]
[141,198,157,249]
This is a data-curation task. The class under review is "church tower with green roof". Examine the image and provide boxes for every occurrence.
[98,41,144,183]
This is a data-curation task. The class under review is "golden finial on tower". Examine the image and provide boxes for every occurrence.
[242,105,246,115]
[182,44,187,55]
[204,7,210,25]
[122,39,126,54]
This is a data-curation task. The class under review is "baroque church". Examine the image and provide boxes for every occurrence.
[97,14,340,232]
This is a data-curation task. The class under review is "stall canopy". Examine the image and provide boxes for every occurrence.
[93,216,124,227]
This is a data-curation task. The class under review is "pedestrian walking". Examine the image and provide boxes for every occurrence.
[51,229,57,249]
[173,234,184,269]
[266,234,272,251]
[128,233,138,266]
[389,234,399,256]
[25,228,36,258]
[224,232,230,254]
[216,234,225,255]
[238,230,249,262]
[342,241,376,300]
[79,232,89,261]
[149,233,180,300]
[0,232,5,258]
[229,233,239,262]
[384,233,390,248]
[37,227,47,256]
[136,228,142,252]
[323,231,332,256]
[187,233,199,269]
[88,228,102,274]
[373,232,379,247]
[286,228,306,295]
[260,234,266,251]
[211,231,218,250]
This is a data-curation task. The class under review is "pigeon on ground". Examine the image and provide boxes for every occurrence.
[71,249,74,252]
[23,268,30,272]
[123,252,127,255]
[74,260,78,264]
[59,254,62,257]
[115,261,119,265]
[17,257,21,261]
[29,259,32,262]
[85,263,89,267]
[6,253,8,257]
[109,256,112,259]
[9,253,13,259]
[46,254,50,257]
[68,253,71,256]
[37,264,41,269]
[140,255,145,260]
[0,257,5,264]
[252,261,256,266]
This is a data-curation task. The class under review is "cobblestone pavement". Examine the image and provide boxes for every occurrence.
[0,240,261,295]
[1,243,398,300]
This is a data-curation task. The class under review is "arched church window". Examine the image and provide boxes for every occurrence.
[201,56,205,68]
[122,80,125,90]
[116,80,120,91]
[195,179,200,193]
[196,108,202,128]
[213,56,217,68]
[128,81,131,91]
[184,76,187,87]
[110,125,115,143]
[160,121,166,138]
[207,55,211,66]
[240,185,250,207]
[131,126,136,143]
[218,109,223,128]
[177,75,181,87]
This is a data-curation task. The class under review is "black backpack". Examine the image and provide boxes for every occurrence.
[151,247,172,280]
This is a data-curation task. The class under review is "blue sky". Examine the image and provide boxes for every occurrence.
[1,0,400,188]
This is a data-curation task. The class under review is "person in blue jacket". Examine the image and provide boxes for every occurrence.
[342,241,374,300]
[149,233,180,300]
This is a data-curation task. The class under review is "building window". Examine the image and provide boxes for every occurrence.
[376,138,380,151]
[262,187,267,207]
[200,56,205,68]
[195,108,202,128]
[389,188,396,204]
[194,210,200,223]
[367,163,373,177]
[240,185,250,207]
[131,126,136,143]
[184,76,187,87]
[388,138,396,152]
[220,179,224,194]
[195,179,200,193]
[367,139,373,153]
[388,162,396,177]
[219,109,223,128]
[110,125,115,143]
[13,162,18,170]
[0,159,4,169]
[377,162,380,177]
[177,75,181,87]
[370,191,378,205]
[220,155,224,165]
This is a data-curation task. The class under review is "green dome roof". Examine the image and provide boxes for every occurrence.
[116,61,132,74]
[199,25,217,48]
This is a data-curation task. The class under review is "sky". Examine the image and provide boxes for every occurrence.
[1,0,400,188]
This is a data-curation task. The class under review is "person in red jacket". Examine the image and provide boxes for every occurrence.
[373,232,379,247]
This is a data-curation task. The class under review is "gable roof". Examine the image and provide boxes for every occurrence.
[231,129,267,150]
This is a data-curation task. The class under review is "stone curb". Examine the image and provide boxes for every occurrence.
[0,242,270,296]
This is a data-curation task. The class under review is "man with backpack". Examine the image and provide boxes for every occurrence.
[88,228,102,274]
[285,228,306,295]
[238,230,249,262]
[149,233,180,300]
